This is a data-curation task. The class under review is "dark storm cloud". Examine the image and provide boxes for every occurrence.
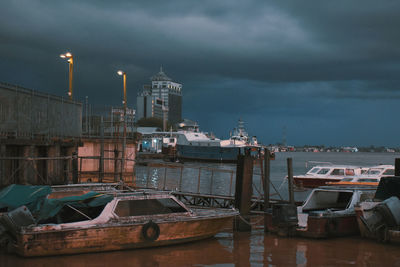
[1,0,400,146]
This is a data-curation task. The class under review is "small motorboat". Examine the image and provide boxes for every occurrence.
[0,184,238,257]
[265,186,376,238]
[294,163,394,188]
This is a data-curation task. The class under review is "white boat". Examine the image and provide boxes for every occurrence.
[176,119,261,162]
[265,186,376,238]
[327,165,395,186]
[294,162,394,188]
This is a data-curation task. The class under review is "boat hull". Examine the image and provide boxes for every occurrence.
[293,177,341,188]
[265,212,359,238]
[176,144,242,163]
[13,214,234,257]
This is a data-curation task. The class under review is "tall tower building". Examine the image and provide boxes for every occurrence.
[136,67,182,124]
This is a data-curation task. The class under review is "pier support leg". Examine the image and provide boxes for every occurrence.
[395,158,400,176]
[114,148,119,182]
[287,158,295,205]
[233,153,253,232]
[0,144,5,186]
[264,149,271,232]
[47,144,61,184]
[72,150,78,184]
[20,145,36,184]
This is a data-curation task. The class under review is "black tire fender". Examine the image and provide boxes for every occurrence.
[142,220,160,241]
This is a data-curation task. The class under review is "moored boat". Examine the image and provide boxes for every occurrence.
[0,184,238,257]
[294,163,394,188]
[355,176,400,244]
[265,186,376,238]
[176,119,262,163]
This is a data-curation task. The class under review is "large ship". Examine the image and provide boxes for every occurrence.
[175,119,260,162]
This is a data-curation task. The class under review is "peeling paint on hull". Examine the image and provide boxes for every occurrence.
[15,216,233,257]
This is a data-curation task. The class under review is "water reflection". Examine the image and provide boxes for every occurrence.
[0,238,233,267]
[1,228,400,266]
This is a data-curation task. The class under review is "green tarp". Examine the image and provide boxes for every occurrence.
[0,184,51,213]
[37,191,113,222]
[0,185,113,223]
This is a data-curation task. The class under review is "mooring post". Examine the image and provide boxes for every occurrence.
[233,151,253,231]
[72,151,78,184]
[287,157,295,205]
[114,148,119,182]
[264,148,271,232]
[99,116,104,183]
[395,158,400,176]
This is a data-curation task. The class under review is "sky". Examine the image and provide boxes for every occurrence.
[1,0,400,147]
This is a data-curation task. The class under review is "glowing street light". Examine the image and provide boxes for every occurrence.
[117,70,127,180]
[60,52,74,100]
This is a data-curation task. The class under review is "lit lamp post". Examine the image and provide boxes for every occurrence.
[59,52,74,100]
[117,70,127,180]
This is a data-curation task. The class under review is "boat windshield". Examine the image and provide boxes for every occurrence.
[308,168,320,174]
[114,198,188,217]
[317,168,331,175]
[383,169,394,175]
[302,191,353,212]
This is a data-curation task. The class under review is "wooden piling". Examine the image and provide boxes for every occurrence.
[287,157,295,205]
[72,151,78,184]
[395,158,400,176]
[233,152,253,231]
[114,148,119,182]
[264,149,271,232]
[99,116,104,182]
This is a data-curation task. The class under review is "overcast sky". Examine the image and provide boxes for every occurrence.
[1,0,400,146]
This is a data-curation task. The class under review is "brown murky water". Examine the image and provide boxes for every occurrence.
[1,223,400,266]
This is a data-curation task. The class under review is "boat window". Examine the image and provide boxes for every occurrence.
[341,178,353,182]
[345,169,355,176]
[367,170,381,175]
[317,168,330,175]
[331,169,345,176]
[309,168,320,174]
[383,169,394,175]
[114,198,188,217]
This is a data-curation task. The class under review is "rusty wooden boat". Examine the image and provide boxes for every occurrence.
[265,186,376,238]
[0,185,238,257]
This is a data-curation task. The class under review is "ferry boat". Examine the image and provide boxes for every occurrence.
[176,119,261,163]
[0,184,238,257]
[294,163,394,188]
[265,186,376,238]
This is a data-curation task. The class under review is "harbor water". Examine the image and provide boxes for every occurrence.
[1,152,400,266]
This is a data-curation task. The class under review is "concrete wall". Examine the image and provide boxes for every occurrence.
[0,83,82,138]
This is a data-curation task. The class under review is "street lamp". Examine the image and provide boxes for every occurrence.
[117,70,127,180]
[60,52,74,100]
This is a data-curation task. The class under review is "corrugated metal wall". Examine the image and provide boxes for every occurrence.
[0,83,82,138]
